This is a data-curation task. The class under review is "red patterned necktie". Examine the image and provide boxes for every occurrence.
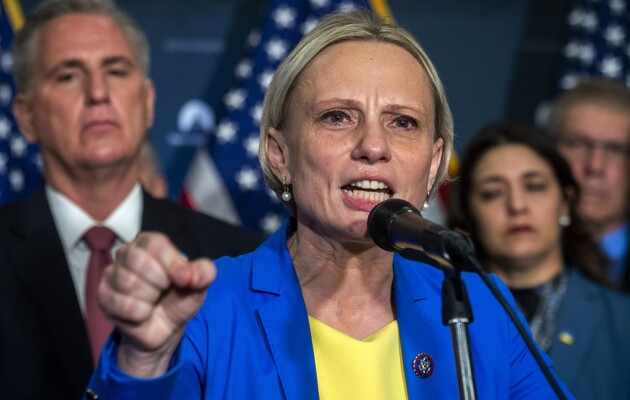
[83,226,116,366]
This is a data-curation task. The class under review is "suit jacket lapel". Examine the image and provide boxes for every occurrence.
[140,193,201,258]
[548,269,601,388]
[6,191,92,393]
[251,227,319,400]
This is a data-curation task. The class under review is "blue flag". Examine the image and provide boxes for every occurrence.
[183,0,380,233]
[0,0,41,206]
[556,0,630,89]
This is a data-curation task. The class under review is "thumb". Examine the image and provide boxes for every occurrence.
[170,258,217,291]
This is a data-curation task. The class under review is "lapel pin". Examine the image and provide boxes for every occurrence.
[558,330,574,346]
[412,353,434,379]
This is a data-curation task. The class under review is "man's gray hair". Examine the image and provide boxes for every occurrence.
[12,0,150,94]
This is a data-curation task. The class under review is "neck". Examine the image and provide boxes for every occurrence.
[289,224,396,339]
[486,249,565,289]
[587,218,627,241]
[46,166,139,221]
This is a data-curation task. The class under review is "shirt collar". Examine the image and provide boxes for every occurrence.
[600,221,630,262]
[46,184,143,251]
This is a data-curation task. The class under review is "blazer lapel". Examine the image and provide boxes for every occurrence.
[251,228,319,400]
[394,256,440,399]
[6,192,92,393]
[548,270,601,389]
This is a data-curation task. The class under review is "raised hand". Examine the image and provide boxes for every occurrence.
[99,231,216,377]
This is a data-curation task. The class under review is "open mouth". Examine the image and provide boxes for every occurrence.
[341,179,393,202]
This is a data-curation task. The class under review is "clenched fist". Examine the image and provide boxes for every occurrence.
[99,231,216,377]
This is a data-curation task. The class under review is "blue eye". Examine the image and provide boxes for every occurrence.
[394,116,418,129]
[322,110,349,124]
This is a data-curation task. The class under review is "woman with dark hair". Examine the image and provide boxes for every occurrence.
[449,123,630,400]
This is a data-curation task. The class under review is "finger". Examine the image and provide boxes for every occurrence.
[134,232,188,270]
[170,258,216,291]
[188,258,217,290]
[109,262,165,304]
[121,243,172,291]
[98,279,155,324]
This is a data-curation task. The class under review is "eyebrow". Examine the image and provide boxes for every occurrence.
[313,98,428,116]
[475,170,547,186]
[313,98,360,108]
[561,132,629,146]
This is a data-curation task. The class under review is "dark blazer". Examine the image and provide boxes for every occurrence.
[621,222,630,292]
[0,189,264,400]
[549,268,630,399]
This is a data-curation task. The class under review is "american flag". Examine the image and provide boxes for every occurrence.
[557,0,630,90]
[182,0,395,233]
[0,0,41,206]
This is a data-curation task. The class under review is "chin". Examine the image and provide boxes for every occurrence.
[83,153,127,169]
[345,219,370,237]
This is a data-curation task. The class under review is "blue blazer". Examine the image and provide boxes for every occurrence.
[87,222,572,399]
[549,268,630,399]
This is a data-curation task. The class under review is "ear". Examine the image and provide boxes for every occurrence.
[148,174,168,199]
[427,137,444,192]
[265,127,291,182]
[144,78,156,128]
[12,94,38,144]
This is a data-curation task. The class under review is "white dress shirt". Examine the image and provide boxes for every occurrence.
[46,184,143,312]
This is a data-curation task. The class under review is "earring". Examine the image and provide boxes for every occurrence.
[281,178,292,202]
[422,191,431,211]
[559,215,571,227]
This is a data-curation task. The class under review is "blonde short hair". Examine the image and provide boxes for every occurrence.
[258,9,453,210]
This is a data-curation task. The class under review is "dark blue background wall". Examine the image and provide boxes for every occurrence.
[20,0,572,199]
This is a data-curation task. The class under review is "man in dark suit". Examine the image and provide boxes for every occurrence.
[0,1,264,399]
[548,79,630,291]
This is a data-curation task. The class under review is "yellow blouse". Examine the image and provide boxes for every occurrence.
[308,316,408,400]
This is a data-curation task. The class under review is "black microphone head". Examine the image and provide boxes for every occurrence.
[368,198,420,252]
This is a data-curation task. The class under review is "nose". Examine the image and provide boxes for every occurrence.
[350,120,391,164]
[85,73,110,105]
[583,146,606,176]
[507,187,527,215]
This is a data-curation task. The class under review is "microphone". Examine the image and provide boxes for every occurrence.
[369,199,479,397]
[367,198,474,268]
[368,199,569,399]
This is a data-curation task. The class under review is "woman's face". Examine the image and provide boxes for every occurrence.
[266,40,443,243]
[469,144,568,267]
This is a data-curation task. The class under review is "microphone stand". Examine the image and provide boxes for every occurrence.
[441,262,477,400]
[368,199,568,399]
[442,232,569,400]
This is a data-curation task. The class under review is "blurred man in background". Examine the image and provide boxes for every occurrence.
[548,79,630,290]
[0,1,263,398]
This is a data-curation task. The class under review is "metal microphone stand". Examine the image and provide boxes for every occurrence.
[441,231,568,400]
[441,234,478,400]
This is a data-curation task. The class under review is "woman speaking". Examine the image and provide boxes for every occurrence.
[85,10,571,399]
